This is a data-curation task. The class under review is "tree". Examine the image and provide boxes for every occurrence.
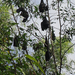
[33,36,74,75]
[0,0,75,75]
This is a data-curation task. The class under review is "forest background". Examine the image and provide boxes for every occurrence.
[0,0,75,75]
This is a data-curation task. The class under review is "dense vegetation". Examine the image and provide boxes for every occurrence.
[0,0,75,75]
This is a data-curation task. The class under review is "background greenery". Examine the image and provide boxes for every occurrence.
[0,0,75,75]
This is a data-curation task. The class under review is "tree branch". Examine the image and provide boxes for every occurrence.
[57,0,62,74]
[3,45,17,75]
[10,5,20,35]
[46,0,58,74]
[32,18,44,38]
[62,43,75,59]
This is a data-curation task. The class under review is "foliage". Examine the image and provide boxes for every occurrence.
[0,0,75,75]
[33,36,74,75]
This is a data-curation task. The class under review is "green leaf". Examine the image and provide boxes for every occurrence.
[34,27,38,30]
[34,6,38,13]
[19,67,26,75]
[20,27,24,31]
[25,54,45,74]
[32,62,45,74]
[60,0,63,2]
[35,32,37,36]
[25,54,37,62]
[8,22,18,26]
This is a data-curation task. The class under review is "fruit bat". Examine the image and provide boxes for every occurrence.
[16,7,29,22]
[52,27,55,41]
[39,0,48,12]
[44,36,49,50]
[39,0,46,12]
[20,10,28,18]
[41,17,49,31]
[16,7,25,13]
[13,36,19,47]
[22,41,27,50]
[22,17,28,22]
[45,5,48,11]
[45,50,51,61]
